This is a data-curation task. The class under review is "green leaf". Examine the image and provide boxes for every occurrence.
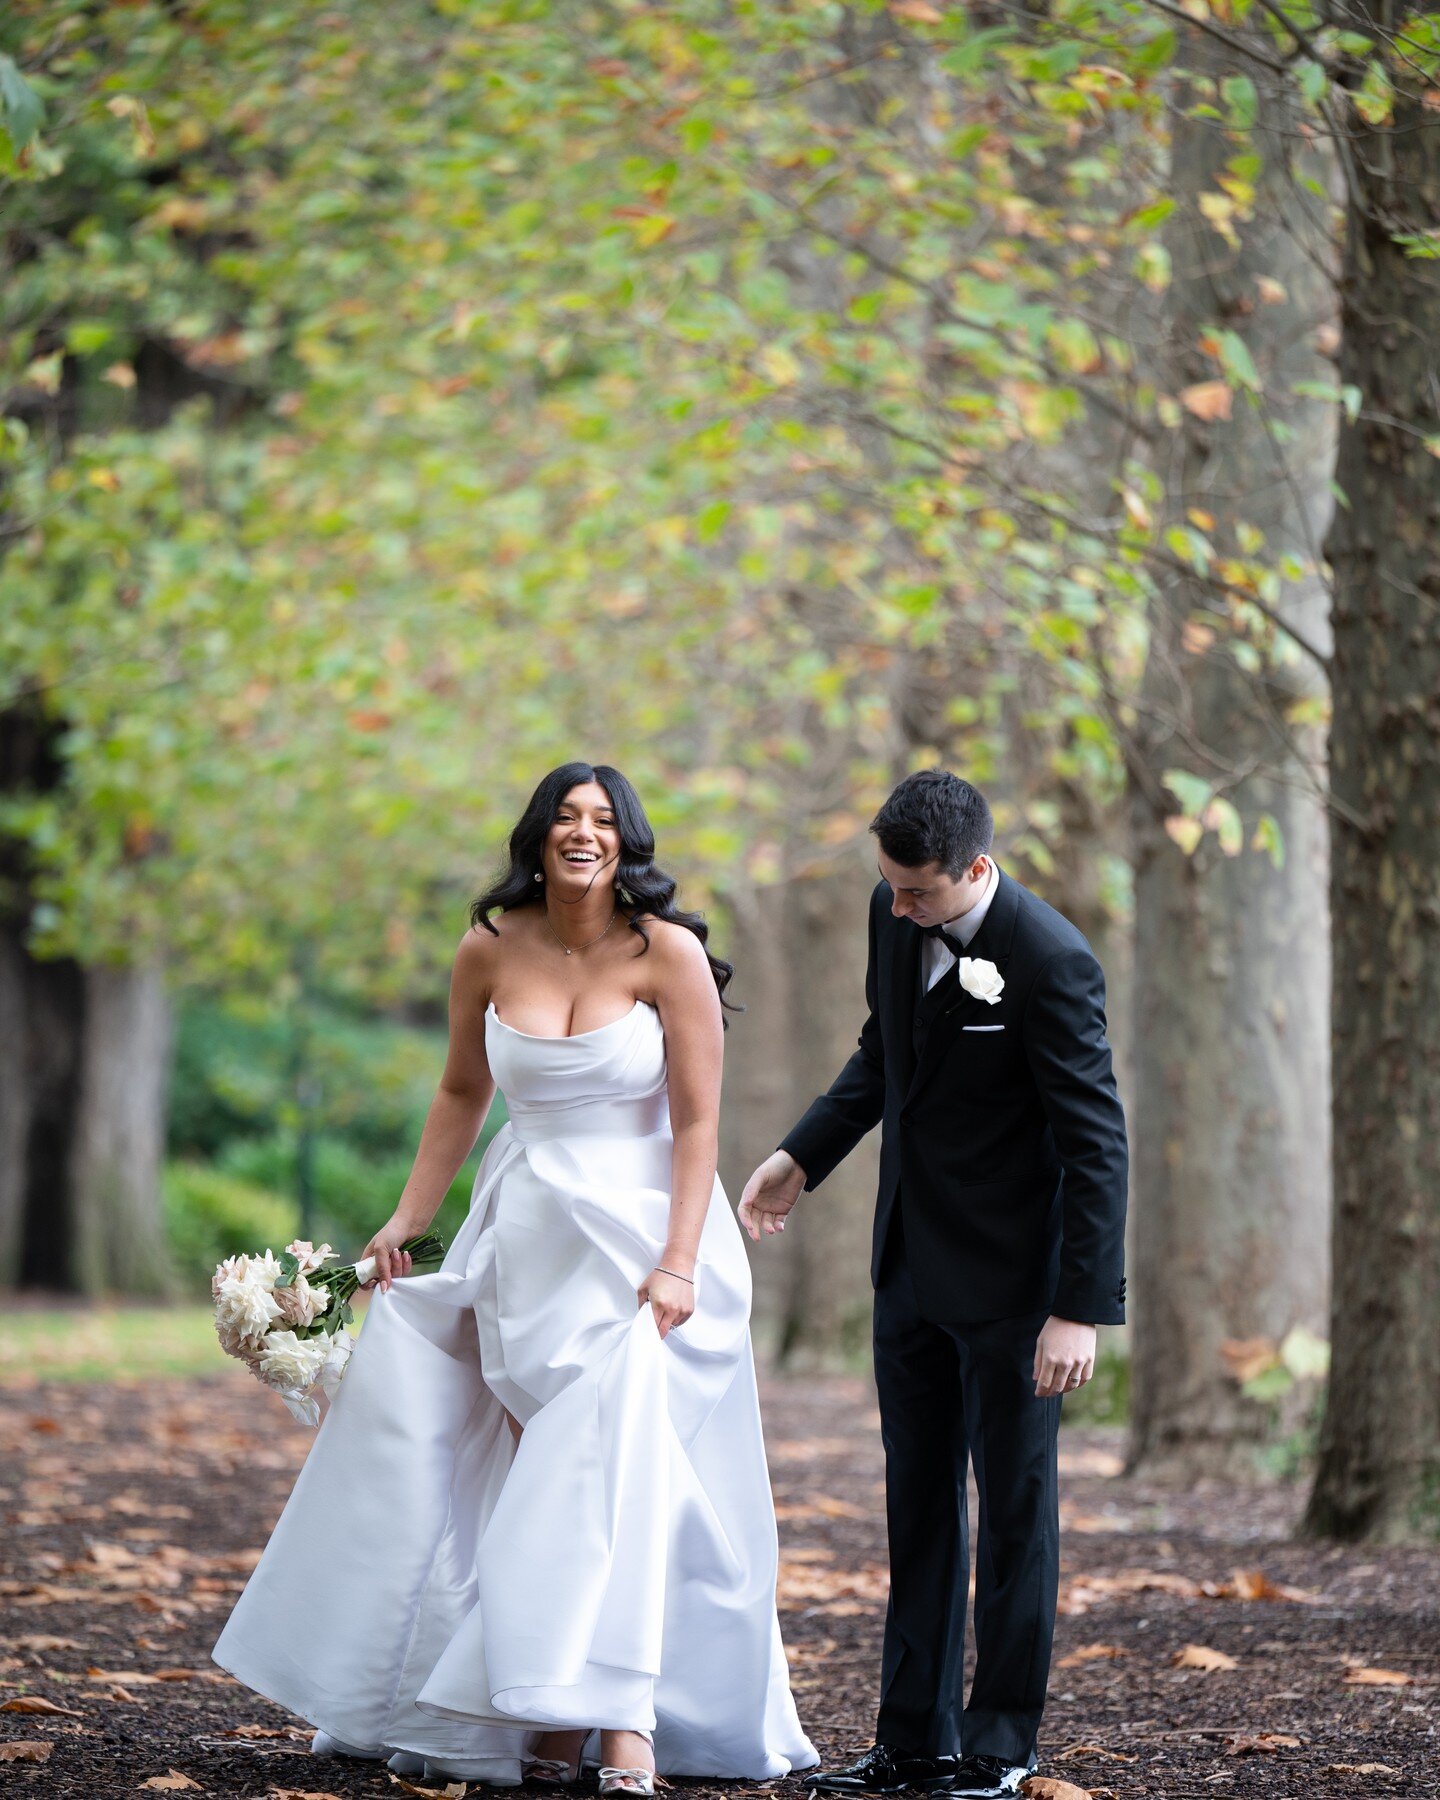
[1221,74,1257,129]
[0,54,44,153]
[1214,329,1261,392]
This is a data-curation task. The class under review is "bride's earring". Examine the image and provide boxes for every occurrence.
[534,871,544,884]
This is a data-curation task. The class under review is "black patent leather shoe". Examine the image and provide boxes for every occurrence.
[807,1744,962,1794]
[948,1754,1036,1798]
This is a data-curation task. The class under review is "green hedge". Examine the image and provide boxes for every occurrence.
[163,1161,301,1288]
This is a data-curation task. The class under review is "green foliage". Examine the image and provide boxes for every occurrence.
[0,0,1410,997]
[215,1131,482,1261]
[162,1159,299,1287]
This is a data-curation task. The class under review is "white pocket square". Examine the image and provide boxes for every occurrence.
[961,1024,1005,1032]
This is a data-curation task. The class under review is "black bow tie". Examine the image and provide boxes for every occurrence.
[922,922,960,947]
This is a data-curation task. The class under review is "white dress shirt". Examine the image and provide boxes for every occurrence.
[921,857,1000,993]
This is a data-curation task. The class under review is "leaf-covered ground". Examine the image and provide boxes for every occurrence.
[1,1369,1434,1798]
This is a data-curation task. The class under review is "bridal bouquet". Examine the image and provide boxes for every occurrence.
[211,1232,445,1425]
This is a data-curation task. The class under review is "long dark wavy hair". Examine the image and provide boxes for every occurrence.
[471,762,736,1014]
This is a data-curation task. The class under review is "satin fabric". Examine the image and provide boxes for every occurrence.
[212,1000,817,1781]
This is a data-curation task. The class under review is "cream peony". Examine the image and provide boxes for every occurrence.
[256,1329,329,1394]
[957,956,1005,1005]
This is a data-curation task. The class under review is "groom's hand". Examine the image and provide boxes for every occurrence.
[738,1150,806,1241]
[1033,1316,1097,1398]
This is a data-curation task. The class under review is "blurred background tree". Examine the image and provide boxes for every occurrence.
[1,0,1436,1538]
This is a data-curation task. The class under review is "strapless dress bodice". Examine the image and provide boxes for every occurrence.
[485,999,669,1142]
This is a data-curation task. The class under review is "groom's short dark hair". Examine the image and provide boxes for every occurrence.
[870,769,993,876]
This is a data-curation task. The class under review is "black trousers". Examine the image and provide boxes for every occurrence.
[871,1215,1060,1765]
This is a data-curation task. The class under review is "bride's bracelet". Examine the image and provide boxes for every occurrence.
[654,1265,694,1284]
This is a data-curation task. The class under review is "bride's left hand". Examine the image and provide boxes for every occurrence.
[638,1268,695,1338]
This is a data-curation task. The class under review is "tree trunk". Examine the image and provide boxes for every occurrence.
[1304,31,1440,1542]
[1127,34,1336,1478]
[719,855,880,1368]
[70,962,175,1296]
[0,708,175,1296]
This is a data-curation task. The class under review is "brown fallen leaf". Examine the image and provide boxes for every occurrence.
[222,1724,312,1741]
[1171,1643,1239,1671]
[0,1693,84,1716]
[1055,1742,1138,1762]
[1225,1732,1301,1755]
[1057,1569,1204,1613]
[1208,1567,1319,1604]
[386,1777,469,1800]
[0,1740,53,1762]
[1324,1764,1397,1775]
[87,1667,164,1684]
[1345,1666,1414,1686]
[267,1790,346,1800]
[1056,1643,1131,1668]
[139,1773,203,1791]
[808,1494,869,1520]
[4,1634,82,1652]
[1023,1778,1093,1800]
[108,1684,143,1702]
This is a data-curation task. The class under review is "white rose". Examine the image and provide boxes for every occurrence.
[256,1328,329,1394]
[211,1253,251,1300]
[957,956,1005,1005]
[214,1269,283,1346]
[317,1328,355,1399]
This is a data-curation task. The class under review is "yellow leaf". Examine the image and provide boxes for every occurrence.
[24,352,64,395]
[1163,817,1203,855]
[1171,1643,1238,1671]
[759,344,801,387]
[88,467,121,492]
[1256,276,1288,304]
[1121,488,1151,530]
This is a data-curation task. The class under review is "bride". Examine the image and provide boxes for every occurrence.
[212,761,817,1794]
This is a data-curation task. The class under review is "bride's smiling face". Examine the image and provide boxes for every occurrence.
[542,782,623,897]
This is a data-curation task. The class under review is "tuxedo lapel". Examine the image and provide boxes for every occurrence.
[905,867,1021,1104]
[885,901,922,1090]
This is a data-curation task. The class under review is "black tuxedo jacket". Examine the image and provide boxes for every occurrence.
[780,867,1128,1327]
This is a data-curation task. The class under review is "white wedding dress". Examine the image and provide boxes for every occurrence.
[212,999,817,1782]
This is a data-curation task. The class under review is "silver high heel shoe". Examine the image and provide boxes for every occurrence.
[597,1729,666,1797]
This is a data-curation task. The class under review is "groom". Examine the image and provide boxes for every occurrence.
[740,770,1128,1799]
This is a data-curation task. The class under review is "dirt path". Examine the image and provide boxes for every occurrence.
[1,1370,1434,1797]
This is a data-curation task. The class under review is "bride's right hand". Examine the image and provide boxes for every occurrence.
[737,1150,806,1241]
[359,1221,414,1293]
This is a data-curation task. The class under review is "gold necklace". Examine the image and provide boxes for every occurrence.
[544,905,619,956]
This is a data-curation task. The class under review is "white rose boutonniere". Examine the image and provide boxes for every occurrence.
[957,956,1004,1005]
